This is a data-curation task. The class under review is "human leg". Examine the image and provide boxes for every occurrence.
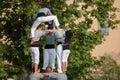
[42,49,49,70]
[62,50,70,73]
[30,47,35,70]
[49,48,56,70]
[62,62,66,73]
[56,44,63,73]
[29,47,40,74]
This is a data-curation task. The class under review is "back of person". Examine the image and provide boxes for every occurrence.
[57,73,67,80]
[42,72,57,80]
[54,29,65,44]
[43,77,57,80]
[54,29,65,39]
[29,73,43,80]
[33,7,53,21]
[34,29,45,41]
[38,8,52,16]
[45,33,55,45]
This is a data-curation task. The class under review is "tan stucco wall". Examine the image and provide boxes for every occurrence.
[67,0,120,64]
[91,0,120,64]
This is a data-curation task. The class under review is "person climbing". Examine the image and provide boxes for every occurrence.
[31,7,60,39]
[42,26,56,71]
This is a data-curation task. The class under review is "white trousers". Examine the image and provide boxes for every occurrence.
[42,48,56,70]
[31,16,60,37]
[56,44,63,73]
[62,50,70,62]
[29,47,40,64]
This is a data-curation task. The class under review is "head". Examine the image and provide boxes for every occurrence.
[65,30,73,44]
[45,66,52,73]
[41,3,54,14]
[36,24,42,30]
[41,2,49,8]
[45,20,54,29]
[47,24,53,29]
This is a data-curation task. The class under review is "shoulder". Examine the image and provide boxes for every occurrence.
[57,73,67,80]
[61,29,65,33]
[35,73,44,78]
[29,73,43,79]
[59,29,64,32]
[48,72,58,78]
[39,73,44,78]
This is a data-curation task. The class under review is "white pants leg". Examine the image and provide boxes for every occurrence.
[42,48,56,70]
[49,48,56,69]
[42,49,49,70]
[31,16,60,37]
[29,47,40,64]
[56,44,63,73]
[62,50,70,62]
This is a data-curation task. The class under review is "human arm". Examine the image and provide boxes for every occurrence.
[30,38,35,45]
[42,73,49,77]
[42,72,58,78]
[45,29,54,34]
[31,16,59,37]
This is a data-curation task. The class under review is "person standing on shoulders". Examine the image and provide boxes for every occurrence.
[42,26,56,71]
[30,24,52,74]
[54,26,65,73]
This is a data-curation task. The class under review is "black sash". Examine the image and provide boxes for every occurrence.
[45,45,55,49]
[63,44,70,50]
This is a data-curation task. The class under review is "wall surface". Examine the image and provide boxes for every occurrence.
[66,0,120,64]
[91,0,120,65]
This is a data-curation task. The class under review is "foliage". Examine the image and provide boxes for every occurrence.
[0,0,120,79]
[0,0,32,79]
[0,44,8,78]
[83,56,120,80]
[98,56,120,80]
